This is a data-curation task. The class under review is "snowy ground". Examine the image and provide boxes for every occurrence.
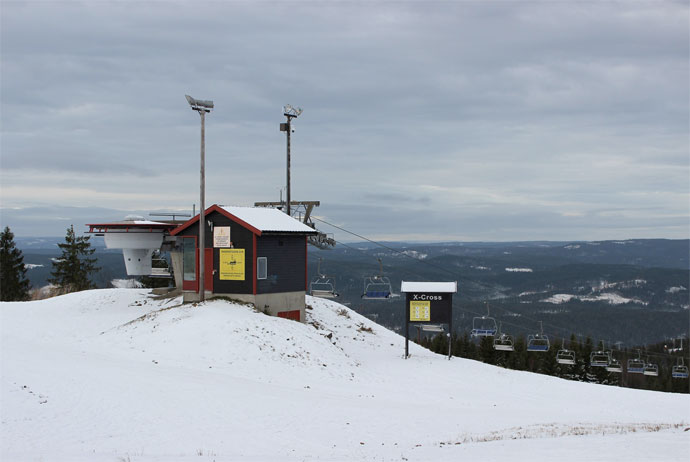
[1,289,688,461]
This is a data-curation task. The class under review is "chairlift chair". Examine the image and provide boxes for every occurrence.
[606,358,623,373]
[471,303,498,337]
[627,350,646,374]
[643,360,659,377]
[672,358,689,379]
[590,350,611,367]
[604,345,623,373]
[148,257,172,278]
[493,322,514,352]
[421,324,445,333]
[556,339,576,365]
[606,355,623,373]
[361,258,393,300]
[309,258,339,299]
[526,321,550,352]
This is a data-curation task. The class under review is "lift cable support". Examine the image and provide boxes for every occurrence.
[556,339,576,365]
[361,258,394,300]
[471,303,498,337]
[149,213,191,279]
[254,201,335,250]
[667,337,685,353]
[309,258,339,299]
[86,217,179,277]
[493,322,515,352]
[527,321,550,352]
[672,358,689,379]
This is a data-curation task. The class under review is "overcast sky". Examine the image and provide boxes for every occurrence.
[1,0,688,243]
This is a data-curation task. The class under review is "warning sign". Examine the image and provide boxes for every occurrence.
[410,300,431,322]
[213,227,231,248]
[219,249,245,280]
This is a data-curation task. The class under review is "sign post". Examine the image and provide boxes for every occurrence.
[401,281,457,360]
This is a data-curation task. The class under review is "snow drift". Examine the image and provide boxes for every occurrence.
[1,289,688,461]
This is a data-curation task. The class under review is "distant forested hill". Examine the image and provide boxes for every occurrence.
[16,237,688,346]
[307,239,689,347]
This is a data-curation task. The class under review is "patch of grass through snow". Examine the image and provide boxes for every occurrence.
[447,422,687,445]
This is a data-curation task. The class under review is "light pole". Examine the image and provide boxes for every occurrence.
[185,94,214,301]
[279,104,302,216]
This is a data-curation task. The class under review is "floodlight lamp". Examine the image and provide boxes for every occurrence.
[185,94,214,110]
[283,104,302,117]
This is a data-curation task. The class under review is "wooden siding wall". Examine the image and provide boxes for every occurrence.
[205,212,255,295]
[256,235,306,294]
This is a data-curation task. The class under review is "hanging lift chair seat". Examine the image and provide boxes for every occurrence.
[471,327,498,337]
[311,289,339,299]
[672,365,689,379]
[606,360,623,373]
[493,335,515,352]
[643,364,659,376]
[627,360,646,374]
[527,335,550,352]
[556,350,576,365]
[362,290,391,299]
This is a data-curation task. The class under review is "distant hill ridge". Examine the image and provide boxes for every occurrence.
[16,237,689,270]
[16,237,689,346]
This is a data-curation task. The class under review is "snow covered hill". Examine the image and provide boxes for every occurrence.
[1,289,688,461]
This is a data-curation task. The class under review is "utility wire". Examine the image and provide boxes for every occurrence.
[314,216,575,333]
[312,216,688,362]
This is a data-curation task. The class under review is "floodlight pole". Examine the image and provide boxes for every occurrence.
[280,105,302,216]
[186,95,214,302]
[199,110,206,301]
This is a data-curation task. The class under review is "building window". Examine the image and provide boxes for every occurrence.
[257,257,267,280]
[183,237,196,281]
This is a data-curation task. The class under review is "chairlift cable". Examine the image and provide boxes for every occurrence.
[312,216,688,362]
[317,221,602,342]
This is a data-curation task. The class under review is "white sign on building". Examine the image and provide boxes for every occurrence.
[213,226,231,247]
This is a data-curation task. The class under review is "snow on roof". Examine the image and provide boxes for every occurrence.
[220,206,317,233]
[400,281,457,293]
[128,220,170,226]
[90,215,172,227]
[87,219,175,229]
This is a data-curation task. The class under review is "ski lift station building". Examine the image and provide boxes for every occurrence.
[170,205,318,320]
[91,204,318,322]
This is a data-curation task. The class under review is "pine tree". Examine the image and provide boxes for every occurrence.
[49,225,100,293]
[0,226,31,301]
[478,336,496,364]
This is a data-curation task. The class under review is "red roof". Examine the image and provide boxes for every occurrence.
[170,204,317,237]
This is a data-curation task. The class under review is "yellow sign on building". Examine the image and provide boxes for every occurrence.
[219,249,245,280]
[410,300,431,322]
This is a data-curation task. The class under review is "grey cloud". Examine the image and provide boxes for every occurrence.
[361,192,431,205]
[1,1,687,241]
